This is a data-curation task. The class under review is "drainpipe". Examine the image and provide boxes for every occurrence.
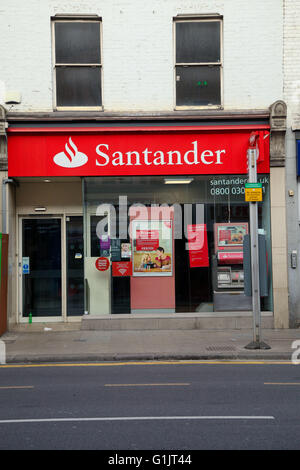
[2,178,17,234]
[0,105,11,235]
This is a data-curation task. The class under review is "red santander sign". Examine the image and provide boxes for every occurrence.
[7,127,270,177]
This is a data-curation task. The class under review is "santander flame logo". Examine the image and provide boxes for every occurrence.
[53,137,88,168]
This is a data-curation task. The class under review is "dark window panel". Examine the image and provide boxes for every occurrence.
[22,218,62,317]
[55,22,101,64]
[90,215,107,257]
[66,216,84,316]
[176,21,220,63]
[56,66,102,107]
[176,65,221,106]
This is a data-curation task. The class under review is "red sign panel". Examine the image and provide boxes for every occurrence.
[187,224,209,268]
[95,257,110,271]
[136,230,160,252]
[219,230,231,243]
[218,252,244,264]
[112,261,132,277]
[7,127,270,177]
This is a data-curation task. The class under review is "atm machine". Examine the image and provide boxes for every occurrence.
[212,222,252,311]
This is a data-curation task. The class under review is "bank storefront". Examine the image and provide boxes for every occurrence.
[7,123,272,322]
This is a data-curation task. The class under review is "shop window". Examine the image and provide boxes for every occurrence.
[52,18,102,109]
[83,175,273,316]
[174,17,222,108]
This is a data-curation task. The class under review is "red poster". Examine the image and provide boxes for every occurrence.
[95,257,110,271]
[136,230,159,252]
[219,230,231,242]
[112,261,132,277]
[187,224,209,268]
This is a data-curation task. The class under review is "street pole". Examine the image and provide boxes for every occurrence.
[245,137,270,350]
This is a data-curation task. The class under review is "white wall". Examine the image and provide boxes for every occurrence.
[0,0,283,112]
[283,0,300,326]
[284,0,300,123]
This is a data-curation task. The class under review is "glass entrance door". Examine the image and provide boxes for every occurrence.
[66,216,84,316]
[21,218,62,318]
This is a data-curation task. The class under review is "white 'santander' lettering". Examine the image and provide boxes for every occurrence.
[96,142,226,167]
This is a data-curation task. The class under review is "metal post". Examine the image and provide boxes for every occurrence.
[245,145,270,350]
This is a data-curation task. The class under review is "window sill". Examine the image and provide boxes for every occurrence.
[55,106,104,112]
[175,105,223,111]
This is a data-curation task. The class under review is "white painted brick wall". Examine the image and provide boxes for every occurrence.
[284,0,300,124]
[0,0,283,112]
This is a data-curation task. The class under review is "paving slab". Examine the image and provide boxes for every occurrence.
[1,325,300,363]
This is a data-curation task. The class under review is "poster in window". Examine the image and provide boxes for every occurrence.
[100,235,110,257]
[131,220,173,277]
[121,242,132,259]
[110,239,121,261]
[214,223,248,251]
[187,224,209,268]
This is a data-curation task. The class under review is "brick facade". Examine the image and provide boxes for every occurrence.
[0,0,283,112]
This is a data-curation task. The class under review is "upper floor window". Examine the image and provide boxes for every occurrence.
[52,17,102,109]
[174,17,222,108]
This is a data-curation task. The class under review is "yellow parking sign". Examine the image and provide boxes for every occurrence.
[245,183,263,202]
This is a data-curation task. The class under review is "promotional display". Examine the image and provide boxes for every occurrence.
[95,257,110,271]
[110,239,121,261]
[121,243,131,259]
[215,223,248,251]
[131,220,173,276]
[136,230,159,252]
[187,224,209,268]
[112,261,132,277]
[100,235,110,257]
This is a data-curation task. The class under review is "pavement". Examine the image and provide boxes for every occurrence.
[1,321,300,363]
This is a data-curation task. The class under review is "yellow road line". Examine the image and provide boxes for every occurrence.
[0,386,34,390]
[0,360,293,368]
[105,383,190,387]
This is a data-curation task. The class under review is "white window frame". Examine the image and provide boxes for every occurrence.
[52,17,103,111]
[173,16,223,110]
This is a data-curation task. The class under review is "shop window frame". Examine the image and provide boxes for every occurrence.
[51,16,103,111]
[173,15,223,110]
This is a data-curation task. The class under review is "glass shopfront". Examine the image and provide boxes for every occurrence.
[83,174,272,315]
[8,124,272,319]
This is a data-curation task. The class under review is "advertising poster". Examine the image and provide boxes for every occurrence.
[131,220,173,277]
[187,224,209,268]
[214,223,248,250]
[110,239,121,261]
[121,242,132,259]
[112,261,132,277]
[100,235,110,257]
[95,257,110,271]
